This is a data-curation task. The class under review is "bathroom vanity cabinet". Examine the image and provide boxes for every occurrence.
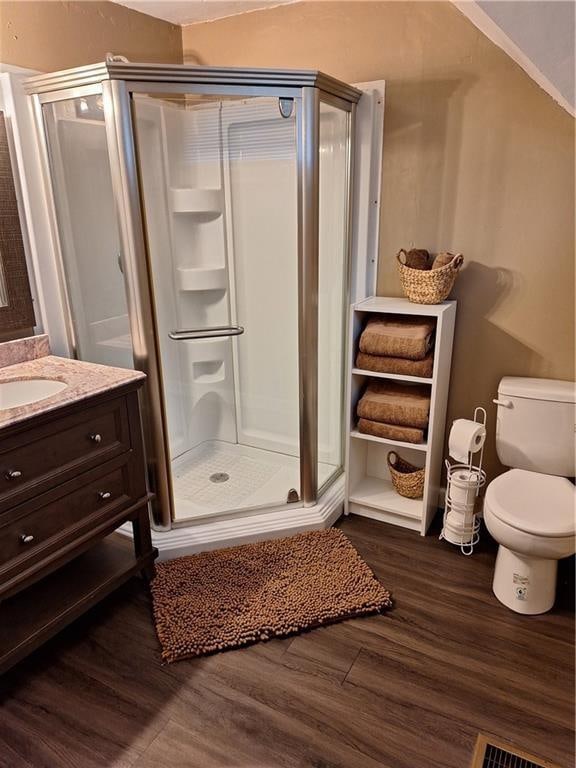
[0,380,156,674]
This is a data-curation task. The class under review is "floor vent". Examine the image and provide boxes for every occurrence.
[472,734,561,768]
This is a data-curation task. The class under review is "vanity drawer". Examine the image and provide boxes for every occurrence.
[0,459,132,576]
[0,396,131,513]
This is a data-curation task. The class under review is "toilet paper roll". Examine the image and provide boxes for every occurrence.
[450,469,480,506]
[443,509,476,545]
[448,419,486,462]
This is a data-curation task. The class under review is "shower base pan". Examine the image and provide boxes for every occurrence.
[119,445,344,560]
[172,440,336,522]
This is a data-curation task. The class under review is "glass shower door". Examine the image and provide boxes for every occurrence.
[318,101,351,490]
[42,93,134,369]
[132,92,301,523]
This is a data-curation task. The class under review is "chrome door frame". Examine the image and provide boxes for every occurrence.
[102,79,174,530]
[316,90,356,499]
[26,65,360,529]
[316,96,356,500]
[297,86,320,506]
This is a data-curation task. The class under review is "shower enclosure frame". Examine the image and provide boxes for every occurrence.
[25,62,361,530]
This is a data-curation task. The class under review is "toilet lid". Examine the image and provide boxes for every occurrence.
[485,469,576,537]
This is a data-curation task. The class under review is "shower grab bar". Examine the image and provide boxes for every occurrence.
[168,325,244,341]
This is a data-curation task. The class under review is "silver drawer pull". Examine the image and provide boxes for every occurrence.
[98,491,112,501]
[5,469,22,480]
[89,433,102,443]
[20,534,34,544]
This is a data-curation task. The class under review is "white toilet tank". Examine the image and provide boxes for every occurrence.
[495,377,576,477]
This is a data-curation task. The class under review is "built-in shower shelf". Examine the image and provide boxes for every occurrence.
[170,188,223,216]
[177,266,227,292]
[184,338,229,363]
[97,333,132,350]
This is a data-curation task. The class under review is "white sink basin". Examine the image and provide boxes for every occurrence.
[0,378,68,410]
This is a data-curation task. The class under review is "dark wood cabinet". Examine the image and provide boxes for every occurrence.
[0,379,157,674]
[0,395,132,512]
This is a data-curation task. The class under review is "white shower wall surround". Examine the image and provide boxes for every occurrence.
[135,95,346,480]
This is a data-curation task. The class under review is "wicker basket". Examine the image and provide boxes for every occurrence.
[397,250,464,304]
[387,451,425,499]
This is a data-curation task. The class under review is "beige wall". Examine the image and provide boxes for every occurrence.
[0,1,182,71]
[183,0,575,477]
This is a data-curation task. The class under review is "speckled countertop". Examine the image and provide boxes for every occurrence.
[0,335,145,429]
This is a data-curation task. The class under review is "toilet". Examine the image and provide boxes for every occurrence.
[484,377,576,614]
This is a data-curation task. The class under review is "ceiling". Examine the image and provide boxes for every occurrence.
[112,0,298,25]
[457,1,574,114]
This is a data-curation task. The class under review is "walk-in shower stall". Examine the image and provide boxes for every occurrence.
[25,61,363,537]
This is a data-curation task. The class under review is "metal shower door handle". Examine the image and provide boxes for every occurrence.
[169,325,245,341]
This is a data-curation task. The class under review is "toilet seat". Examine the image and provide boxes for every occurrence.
[485,469,575,538]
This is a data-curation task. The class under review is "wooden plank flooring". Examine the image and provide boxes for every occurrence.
[0,516,573,768]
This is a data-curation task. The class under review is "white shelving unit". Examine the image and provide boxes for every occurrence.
[345,296,456,534]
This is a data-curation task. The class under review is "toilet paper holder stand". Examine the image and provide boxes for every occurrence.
[440,407,487,556]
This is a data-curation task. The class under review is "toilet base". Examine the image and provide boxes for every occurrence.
[492,545,557,614]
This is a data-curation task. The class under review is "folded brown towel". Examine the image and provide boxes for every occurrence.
[359,316,435,361]
[357,381,431,428]
[356,350,434,378]
[397,248,430,270]
[357,418,425,444]
[431,252,456,270]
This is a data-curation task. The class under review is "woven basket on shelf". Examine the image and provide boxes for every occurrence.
[387,451,425,499]
[397,250,464,304]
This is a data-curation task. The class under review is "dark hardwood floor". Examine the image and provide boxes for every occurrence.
[0,516,574,768]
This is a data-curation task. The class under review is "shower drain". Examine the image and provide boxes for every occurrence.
[209,472,230,484]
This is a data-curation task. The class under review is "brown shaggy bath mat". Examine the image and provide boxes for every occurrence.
[150,528,392,662]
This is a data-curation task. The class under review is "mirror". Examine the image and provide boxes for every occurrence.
[0,110,35,337]
[0,257,8,308]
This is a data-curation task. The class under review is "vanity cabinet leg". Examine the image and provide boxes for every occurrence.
[132,505,155,582]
